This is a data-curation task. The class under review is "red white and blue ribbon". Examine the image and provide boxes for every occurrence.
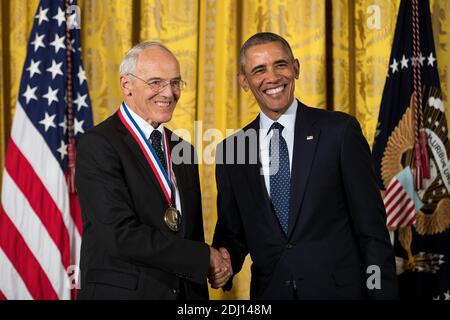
[118,102,173,205]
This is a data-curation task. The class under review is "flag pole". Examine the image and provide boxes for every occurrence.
[412,0,430,191]
[65,0,76,194]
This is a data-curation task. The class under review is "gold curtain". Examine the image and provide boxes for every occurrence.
[1,0,450,300]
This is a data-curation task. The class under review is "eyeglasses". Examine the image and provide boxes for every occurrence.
[127,73,187,91]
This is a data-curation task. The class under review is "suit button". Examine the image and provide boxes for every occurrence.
[172,289,179,295]
[286,244,293,249]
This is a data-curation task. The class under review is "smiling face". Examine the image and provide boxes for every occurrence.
[239,41,299,121]
[120,46,181,127]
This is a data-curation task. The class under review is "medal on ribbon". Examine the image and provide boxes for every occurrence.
[118,102,181,232]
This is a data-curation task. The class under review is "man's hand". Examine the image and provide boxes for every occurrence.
[208,247,233,289]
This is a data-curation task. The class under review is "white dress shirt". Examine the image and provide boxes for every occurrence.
[259,99,297,198]
[125,104,183,215]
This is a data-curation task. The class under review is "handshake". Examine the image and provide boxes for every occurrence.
[208,247,233,289]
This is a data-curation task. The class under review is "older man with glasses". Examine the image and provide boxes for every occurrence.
[75,41,230,300]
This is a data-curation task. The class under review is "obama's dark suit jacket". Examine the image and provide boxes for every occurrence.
[213,101,398,299]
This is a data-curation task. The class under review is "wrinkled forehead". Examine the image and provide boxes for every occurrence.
[243,42,291,67]
[246,40,291,55]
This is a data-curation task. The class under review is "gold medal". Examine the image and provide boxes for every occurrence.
[164,206,181,232]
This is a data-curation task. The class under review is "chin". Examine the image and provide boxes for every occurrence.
[270,103,290,111]
[159,115,173,124]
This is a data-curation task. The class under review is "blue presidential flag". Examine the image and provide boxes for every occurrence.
[372,0,450,300]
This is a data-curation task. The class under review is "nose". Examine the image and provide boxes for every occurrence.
[266,67,282,83]
[158,83,177,98]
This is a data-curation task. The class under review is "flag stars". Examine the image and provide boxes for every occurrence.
[39,112,56,132]
[49,34,66,54]
[59,116,67,134]
[46,60,63,79]
[77,66,87,85]
[74,118,85,135]
[52,7,66,27]
[26,59,41,79]
[428,52,436,66]
[35,6,49,25]
[419,52,425,66]
[56,141,68,160]
[74,93,88,111]
[390,52,436,75]
[390,58,399,74]
[400,55,408,69]
[444,291,450,300]
[42,86,59,106]
[31,33,45,52]
[22,85,38,104]
[69,39,76,53]
[410,54,425,67]
[67,13,79,30]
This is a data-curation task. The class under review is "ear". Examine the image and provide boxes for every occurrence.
[238,74,250,92]
[293,59,300,79]
[120,75,132,96]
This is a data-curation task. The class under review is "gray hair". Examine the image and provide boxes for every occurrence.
[119,41,174,76]
[239,32,295,74]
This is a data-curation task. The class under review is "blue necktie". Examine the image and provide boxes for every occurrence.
[269,122,290,235]
[150,130,177,208]
[150,130,167,173]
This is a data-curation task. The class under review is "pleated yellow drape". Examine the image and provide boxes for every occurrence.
[353,0,399,142]
[430,0,450,126]
[197,0,241,299]
[1,0,450,300]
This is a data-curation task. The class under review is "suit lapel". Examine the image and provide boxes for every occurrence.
[114,113,167,204]
[287,102,320,238]
[166,129,188,238]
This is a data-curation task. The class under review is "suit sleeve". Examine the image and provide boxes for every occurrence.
[212,144,249,290]
[75,131,210,284]
[340,116,398,299]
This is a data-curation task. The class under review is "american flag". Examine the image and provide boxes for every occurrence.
[0,0,93,299]
[384,167,423,228]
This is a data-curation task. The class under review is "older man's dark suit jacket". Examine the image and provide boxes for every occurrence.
[213,101,398,299]
[75,112,209,300]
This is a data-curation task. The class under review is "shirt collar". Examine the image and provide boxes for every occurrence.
[259,99,298,137]
[124,102,165,141]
